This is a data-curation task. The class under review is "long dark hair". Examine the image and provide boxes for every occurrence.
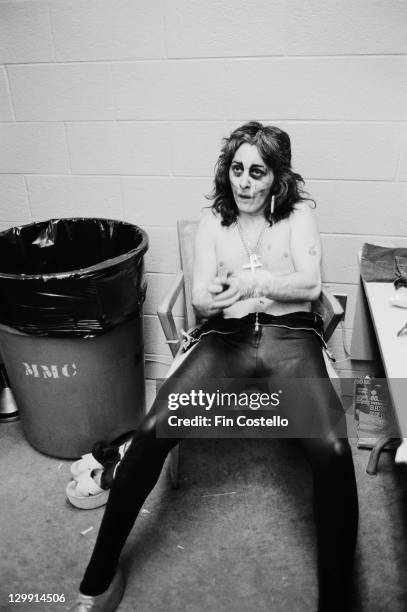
[207,121,315,226]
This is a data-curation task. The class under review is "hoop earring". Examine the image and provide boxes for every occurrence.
[270,195,275,214]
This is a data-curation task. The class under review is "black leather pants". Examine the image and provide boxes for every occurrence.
[81,313,358,611]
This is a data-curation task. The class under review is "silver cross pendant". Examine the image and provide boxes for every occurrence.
[243,253,262,273]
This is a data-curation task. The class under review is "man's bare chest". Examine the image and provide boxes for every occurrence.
[215,222,295,277]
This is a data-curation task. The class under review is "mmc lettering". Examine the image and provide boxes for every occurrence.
[22,363,78,378]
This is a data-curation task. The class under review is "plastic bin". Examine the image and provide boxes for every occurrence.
[0,218,148,458]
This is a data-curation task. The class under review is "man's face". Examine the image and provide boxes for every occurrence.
[229,143,275,216]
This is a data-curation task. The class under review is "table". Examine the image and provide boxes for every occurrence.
[351,280,407,435]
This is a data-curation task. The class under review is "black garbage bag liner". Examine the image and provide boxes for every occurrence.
[0,218,148,337]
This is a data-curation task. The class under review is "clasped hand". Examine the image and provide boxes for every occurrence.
[211,270,269,308]
[194,271,271,318]
[209,275,242,310]
[193,275,240,318]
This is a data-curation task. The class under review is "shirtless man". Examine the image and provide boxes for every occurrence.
[193,152,321,320]
[71,122,358,612]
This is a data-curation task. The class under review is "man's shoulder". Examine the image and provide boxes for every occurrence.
[291,201,315,214]
[199,208,222,230]
[194,208,223,247]
[289,201,317,225]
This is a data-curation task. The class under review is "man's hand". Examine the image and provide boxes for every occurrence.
[214,270,273,302]
[192,276,240,318]
[208,276,229,297]
[212,275,241,309]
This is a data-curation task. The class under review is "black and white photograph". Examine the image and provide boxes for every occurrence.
[1,2,407,611]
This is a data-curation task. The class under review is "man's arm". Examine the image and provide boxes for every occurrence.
[258,203,322,301]
[192,211,240,318]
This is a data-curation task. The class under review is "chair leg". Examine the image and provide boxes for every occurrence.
[366,436,394,475]
[168,444,180,489]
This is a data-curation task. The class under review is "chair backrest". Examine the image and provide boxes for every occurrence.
[177,220,199,329]
[176,219,340,340]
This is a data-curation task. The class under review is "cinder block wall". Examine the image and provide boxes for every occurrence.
[1,1,406,385]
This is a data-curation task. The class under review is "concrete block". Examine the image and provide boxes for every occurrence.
[144,313,182,356]
[26,176,123,221]
[121,176,211,225]
[114,60,227,120]
[165,0,286,58]
[310,180,407,236]
[0,175,31,223]
[285,0,407,55]
[143,226,178,273]
[321,234,363,284]
[66,122,172,175]
[144,273,184,317]
[0,2,54,63]
[8,64,115,121]
[0,123,69,174]
[396,126,407,180]
[287,122,400,180]
[222,58,407,121]
[170,121,400,181]
[0,67,13,120]
[321,234,407,284]
[49,0,163,61]
[170,122,232,176]
[165,0,407,57]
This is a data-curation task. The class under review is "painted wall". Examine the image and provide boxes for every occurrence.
[1,1,406,385]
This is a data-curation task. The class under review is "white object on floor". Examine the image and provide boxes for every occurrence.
[389,287,407,308]
[66,471,109,510]
[395,439,407,464]
[70,453,103,478]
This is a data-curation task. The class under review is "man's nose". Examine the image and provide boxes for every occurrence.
[239,173,251,189]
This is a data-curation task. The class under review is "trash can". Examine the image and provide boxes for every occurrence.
[0,218,148,458]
